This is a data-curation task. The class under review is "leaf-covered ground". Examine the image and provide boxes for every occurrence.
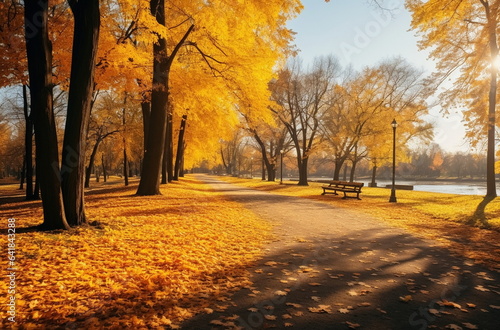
[182,176,500,330]
[217,177,500,271]
[0,177,270,329]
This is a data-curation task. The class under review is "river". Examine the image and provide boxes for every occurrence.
[299,177,490,196]
[364,179,487,196]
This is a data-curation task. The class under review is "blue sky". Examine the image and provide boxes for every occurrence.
[287,0,469,152]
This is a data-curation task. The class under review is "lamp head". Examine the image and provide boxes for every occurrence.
[391,119,398,128]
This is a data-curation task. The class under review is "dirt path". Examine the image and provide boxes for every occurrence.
[182,175,500,330]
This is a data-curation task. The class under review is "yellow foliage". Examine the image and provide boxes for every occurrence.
[407,0,497,144]
[0,176,270,328]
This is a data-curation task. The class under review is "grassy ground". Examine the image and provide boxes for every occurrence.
[216,176,500,271]
[0,176,271,329]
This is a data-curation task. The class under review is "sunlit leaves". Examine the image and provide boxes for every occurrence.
[0,177,270,328]
[406,0,497,147]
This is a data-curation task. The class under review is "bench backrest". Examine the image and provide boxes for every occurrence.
[328,181,363,188]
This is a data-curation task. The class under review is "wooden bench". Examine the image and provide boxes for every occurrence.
[321,180,364,200]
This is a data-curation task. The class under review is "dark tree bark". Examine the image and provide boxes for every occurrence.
[333,155,349,181]
[137,6,194,194]
[297,157,309,185]
[138,0,169,194]
[221,148,233,175]
[84,165,93,188]
[33,173,40,199]
[123,148,129,185]
[166,111,174,182]
[173,115,187,180]
[22,84,35,199]
[84,130,117,188]
[179,141,186,177]
[122,106,129,186]
[161,109,174,184]
[61,0,100,226]
[349,162,357,182]
[370,162,378,187]
[261,158,266,181]
[101,153,107,182]
[19,157,25,189]
[161,117,169,184]
[484,1,498,197]
[141,100,151,159]
[251,129,277,182]
[24,0,69,230]
[85,144,99,188]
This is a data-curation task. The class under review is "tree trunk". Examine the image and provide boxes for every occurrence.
[166,110,174,182]
[251,130,276,182]
[485,2,498,197]
[19,156,25,189]
[102,153,107,182]
[84,139,101,188]
[23,84,34,199]
[33,174,40,199]
[371,164,378,187]
[123,148,129,186]
[137,9,194,194]
[24,0,69,230]
[333,161,341,181]
[261,158,266,181]
[349,161,357,182]
[297,157,309,186]
[123,106,129,186]
[333,156,348,181]
[61,0,100,226]
[266,162,276,181]
[137,0,169,195]
[141,100,151,160]
[179,142,186,177]
[161,117,168,184]
[173,115,187,180]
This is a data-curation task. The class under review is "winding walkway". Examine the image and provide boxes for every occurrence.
[183,175,499,330]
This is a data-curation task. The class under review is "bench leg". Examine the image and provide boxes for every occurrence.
[341,192,362,200]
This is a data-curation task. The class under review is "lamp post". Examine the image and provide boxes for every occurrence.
[280,150,284,184]
[389,119,398,203]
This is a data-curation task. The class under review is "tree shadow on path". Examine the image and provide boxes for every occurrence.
[182,228,500,330]
[466,196,496,228]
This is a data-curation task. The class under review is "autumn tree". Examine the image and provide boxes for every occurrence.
[220,129,246,176]
[1,1,34,198]
[242,109,290,181]
[173,114,187,180]
[407,0,499,197]
[0,0,26,87]
[24,0,69,230]
[0,109,13,178]
[84,92,120,188]
[136,0,302,193]
[136,0,194,195]
[271,56,340,185]
[323,57,432,182]
[59,0,100,226]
